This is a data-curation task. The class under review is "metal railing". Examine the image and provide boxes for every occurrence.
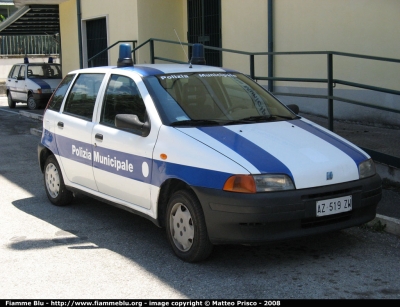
[88,40,137,68]
[88,38,400,168]
[134,39,400,118]
[131,38,400,169]
[0,35,59,55]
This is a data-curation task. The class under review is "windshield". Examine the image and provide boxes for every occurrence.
[145,72,297,126]
[27,64,62,79]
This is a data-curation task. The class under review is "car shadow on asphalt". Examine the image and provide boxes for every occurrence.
[4,103,400,298]
[9,180,400,299]
[9,193,378,262]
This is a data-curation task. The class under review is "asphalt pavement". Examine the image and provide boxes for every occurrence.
[1,97,399,238]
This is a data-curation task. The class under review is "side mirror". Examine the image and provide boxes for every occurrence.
[115,114,150,137]
[287,104,299,115]
[17,76,25,81]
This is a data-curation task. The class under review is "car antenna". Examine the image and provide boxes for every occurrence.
[174,28,191,67]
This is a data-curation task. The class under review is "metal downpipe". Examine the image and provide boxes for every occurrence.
[77,0,83,68]
[268,0,274,92]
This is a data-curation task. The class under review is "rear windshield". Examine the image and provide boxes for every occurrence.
[27,64,62,79]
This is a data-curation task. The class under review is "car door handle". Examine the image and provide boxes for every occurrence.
[57,121,64,128]
[95,133,103,140]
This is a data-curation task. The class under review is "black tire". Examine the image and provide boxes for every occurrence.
[27,94,38,110]
[166,190,213,262]
[43,155,73,206]
[7,92,16,109]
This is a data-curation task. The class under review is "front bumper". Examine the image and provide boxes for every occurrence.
[193,173,382,244]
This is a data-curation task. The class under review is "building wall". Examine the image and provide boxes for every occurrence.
[272,0,400,126]
[59,0,138,73]
[80,0,138,67]
[137,0,187,64]
[54,0,400,126]
[221,0,269,75]
[274,0,400,89]
[59,0,79,74]
[59,0,186,70]
[221,0,400,89]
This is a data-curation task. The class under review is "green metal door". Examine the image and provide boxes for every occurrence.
[187,0,221,67]
[86,18,108,67]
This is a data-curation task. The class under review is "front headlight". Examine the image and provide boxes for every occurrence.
[254,174,295,192]
[359,159,376,179]
[223,174,295,193]
[37,88,53,94]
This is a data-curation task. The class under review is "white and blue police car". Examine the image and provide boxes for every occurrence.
[38,44,382,262]
[6,57,62,110]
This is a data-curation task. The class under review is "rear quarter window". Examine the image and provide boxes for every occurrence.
[8,65,16,78]
[47,74,76,112]
[10,65,20,79]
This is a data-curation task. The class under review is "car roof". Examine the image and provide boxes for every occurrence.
[67,63,238,77]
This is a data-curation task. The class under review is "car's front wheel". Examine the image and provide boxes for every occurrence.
[7,92,16,108]
[44,155,73,206]
[27,94,38,110]
[166,190,213,262]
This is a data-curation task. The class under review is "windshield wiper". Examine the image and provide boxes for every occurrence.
[235,115,277,122]
[216,116,272,125]
[170,119,221,127]
[274,114,299,120]
[236,115,297,122]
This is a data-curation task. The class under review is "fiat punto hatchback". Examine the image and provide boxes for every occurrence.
[6,58,62,110]
[38,44,382,262]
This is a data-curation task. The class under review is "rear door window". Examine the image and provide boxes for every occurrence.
[18,66,26,79]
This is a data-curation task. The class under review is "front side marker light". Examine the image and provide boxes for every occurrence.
[36,88,53,94]
[359,158,376,179]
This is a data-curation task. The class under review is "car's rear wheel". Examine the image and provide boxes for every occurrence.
[7,93,16,108]
[166,190,213,262]
[27,94,38,110]
[44,155,73,206]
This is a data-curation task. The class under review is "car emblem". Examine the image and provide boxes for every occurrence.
[326,171,333,180]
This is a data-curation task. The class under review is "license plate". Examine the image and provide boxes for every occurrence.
[316,195,352,217]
